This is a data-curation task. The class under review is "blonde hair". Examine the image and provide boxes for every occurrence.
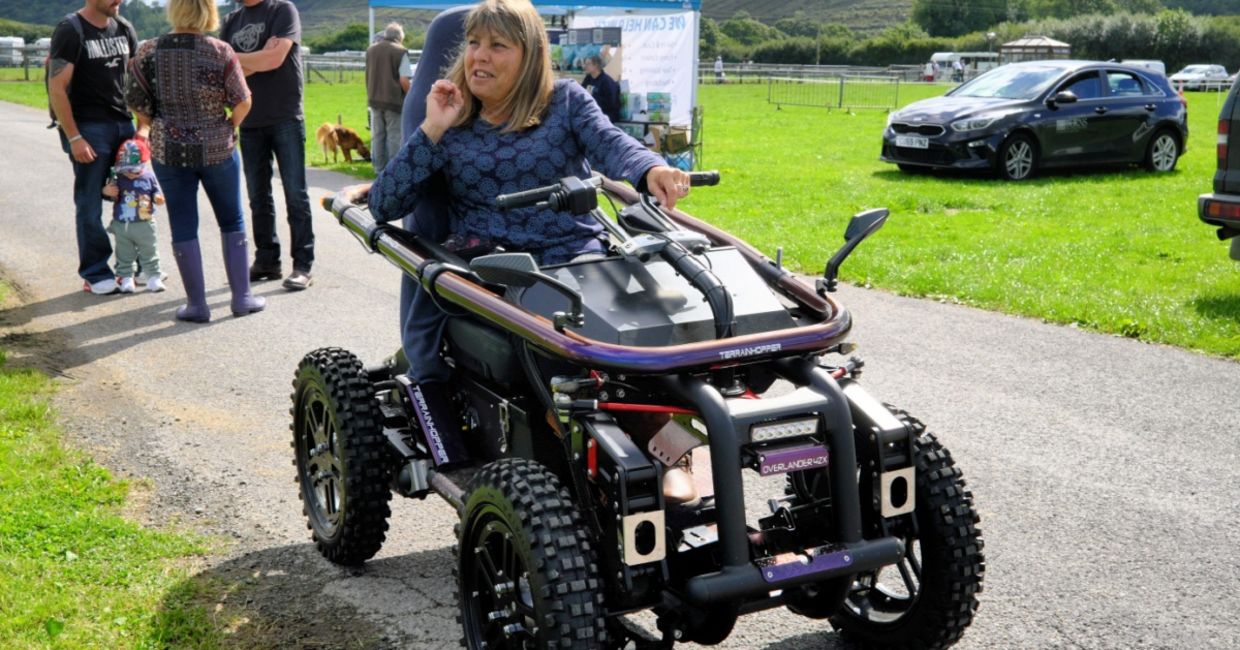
[444,0,554,133]
[167,0,219,33]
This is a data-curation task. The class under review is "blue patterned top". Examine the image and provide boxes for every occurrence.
[370,79,664,265]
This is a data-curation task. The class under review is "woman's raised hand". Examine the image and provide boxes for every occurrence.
[421,80,465,143]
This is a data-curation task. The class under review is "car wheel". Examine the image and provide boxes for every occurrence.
[1144,130,1180,172]
[996,133,1037,181]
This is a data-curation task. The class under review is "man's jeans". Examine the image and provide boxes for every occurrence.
[370,108,403,173]
[61,120,135,283]
[239,119,313,272]
[152,149,246,243]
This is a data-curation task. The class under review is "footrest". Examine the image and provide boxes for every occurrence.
[429,464,481,513]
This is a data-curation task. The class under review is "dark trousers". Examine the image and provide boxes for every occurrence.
[62,120,135,283]
[153,149,246,243]
[239,119,313,272]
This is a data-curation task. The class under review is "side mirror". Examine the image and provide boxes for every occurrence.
[1047,90,1078,108]
[470,252,586,330]
[820,208,889,294]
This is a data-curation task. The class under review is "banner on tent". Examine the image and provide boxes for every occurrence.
[568,11,695,127]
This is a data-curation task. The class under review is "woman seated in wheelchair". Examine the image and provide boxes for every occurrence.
[368,0,692,474]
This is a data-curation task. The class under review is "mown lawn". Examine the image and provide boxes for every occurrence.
[0,288,220,649]
[3,78,1237,357]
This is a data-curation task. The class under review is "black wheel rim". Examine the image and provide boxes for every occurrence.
[297,384,344,536]
[462,510,538,648]
[844,533,923,624]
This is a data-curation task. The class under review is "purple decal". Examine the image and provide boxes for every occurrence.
[757,444,829,476]
[756,546,854,583]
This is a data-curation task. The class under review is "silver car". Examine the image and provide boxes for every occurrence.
[1169,64,1229,91]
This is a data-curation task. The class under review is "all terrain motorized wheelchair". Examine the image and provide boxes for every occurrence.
[290,7,983,649]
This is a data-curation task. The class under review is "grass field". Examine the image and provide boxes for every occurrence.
[3,78,1237,357]
[0,284,220,648]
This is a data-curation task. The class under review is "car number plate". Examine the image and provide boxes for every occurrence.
[895,135,929,149]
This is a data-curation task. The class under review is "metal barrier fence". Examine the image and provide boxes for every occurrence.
[767,75,900,111]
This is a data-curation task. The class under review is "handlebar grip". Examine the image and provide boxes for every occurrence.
[496,183,559,210]
[688,171,720,187]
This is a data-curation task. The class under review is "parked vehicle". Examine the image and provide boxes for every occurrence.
[1169,64,1229,91]
[0,36,25,66]
[300,172,986,648]
[1198,75,1240,261]
[882,60,1188,180]
[1121,59,1166,76]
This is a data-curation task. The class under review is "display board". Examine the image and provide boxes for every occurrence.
[567,9,696,128]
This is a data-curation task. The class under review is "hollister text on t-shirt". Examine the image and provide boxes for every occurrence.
[49,14,137,123]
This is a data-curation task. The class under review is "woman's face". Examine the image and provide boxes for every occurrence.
[465,29,525,110]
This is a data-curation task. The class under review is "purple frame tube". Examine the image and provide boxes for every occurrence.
[330,193,853,374]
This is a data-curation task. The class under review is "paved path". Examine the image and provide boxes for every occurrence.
[2,100,1238,649]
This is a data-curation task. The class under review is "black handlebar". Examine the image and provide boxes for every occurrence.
[688,171,720,187]
[496,170,721,214]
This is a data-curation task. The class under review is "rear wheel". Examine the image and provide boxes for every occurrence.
[996,133,1037,180]
[456,458,605,649]
[829,417,984,650]
[291,348,392,565]
[1144,130,1180,172]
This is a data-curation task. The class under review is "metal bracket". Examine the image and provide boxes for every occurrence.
[621,510,666,566]
[647,419,704,466]
[497,400,510,435]
[880,466,916,517]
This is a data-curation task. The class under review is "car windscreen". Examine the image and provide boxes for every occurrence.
[949,66,1064,100]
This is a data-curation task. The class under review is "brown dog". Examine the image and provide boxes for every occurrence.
[316,123,371,163]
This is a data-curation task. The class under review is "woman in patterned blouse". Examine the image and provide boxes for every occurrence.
[126,0,263,323]
[366,0,691,469]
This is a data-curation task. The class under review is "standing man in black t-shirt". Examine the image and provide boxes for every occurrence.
[48,0,138,296]
[221,0,314,291]
[581,55,621,123]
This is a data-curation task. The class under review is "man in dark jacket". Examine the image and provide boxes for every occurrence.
[366,22,412,173]
[581,55,620,123]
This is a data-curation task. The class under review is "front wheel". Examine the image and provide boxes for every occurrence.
[1144,130,1180,172]
[456,458,606,649]
[996,133,1037,181]
[830,423,985,650]
[291,347,392,565]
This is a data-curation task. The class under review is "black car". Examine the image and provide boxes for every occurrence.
[1197,77,1240,260]
[882,60,1188,180]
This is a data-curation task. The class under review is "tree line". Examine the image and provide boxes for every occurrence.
[704,8,1240,73]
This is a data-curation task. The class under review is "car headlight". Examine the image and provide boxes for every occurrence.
[951,116,999,132]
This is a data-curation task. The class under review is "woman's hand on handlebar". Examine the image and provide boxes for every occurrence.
[340,182,372,206]
[644,165,692,210]
[421,80,465,144]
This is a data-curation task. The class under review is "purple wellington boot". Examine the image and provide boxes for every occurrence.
[172,240,210,323]
[221,231,266,317]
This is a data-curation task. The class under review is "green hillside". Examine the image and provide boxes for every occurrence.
[0,0,169,38]
[699,0,912,32]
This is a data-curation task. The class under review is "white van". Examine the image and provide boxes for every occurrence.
[931,51,1000,81]
[1123,59,1166,76]
[0,36,26,66]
